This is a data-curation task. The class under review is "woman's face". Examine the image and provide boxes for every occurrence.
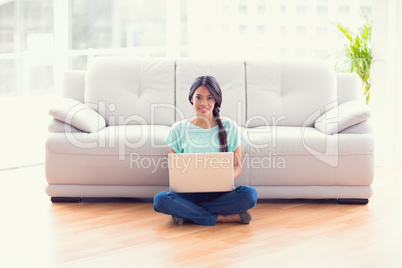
[191,85,216,119]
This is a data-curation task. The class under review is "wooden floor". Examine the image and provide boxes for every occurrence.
[1,165,401,268]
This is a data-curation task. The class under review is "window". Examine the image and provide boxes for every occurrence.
[0,2,14,54]
[280,26,287,36]
[0,0,53,96]
[338,6,350,16]
[361,6,372,15]
[0,0,375,97]
[257,5,265,15]
[295,48,306,57]
[238,25,248,35]
[239,5,247,15]
[280,47,286,57]
[0,59,17,96]
[316,27,327,38]
[203,24,211,34]
[317,6,328,16]
[280,5,286,15]
[221,5,229,14]
[315,49,328,58]
[257,25,266,35]
[296,26,307,37]
[70,0,166,50]
[296,5,307,15]
[221,25,230,33]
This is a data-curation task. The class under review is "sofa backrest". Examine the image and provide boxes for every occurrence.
[85,57,176,126]
[63,57,362,128]
[336,73,364,104]
[245,60,337,127]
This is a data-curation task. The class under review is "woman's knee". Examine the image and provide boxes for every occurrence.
[153,191,170,211]
[235,185,258,206]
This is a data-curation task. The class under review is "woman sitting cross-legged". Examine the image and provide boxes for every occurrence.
[153,75,258,226]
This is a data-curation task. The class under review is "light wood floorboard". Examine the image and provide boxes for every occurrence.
[0,165,401,267]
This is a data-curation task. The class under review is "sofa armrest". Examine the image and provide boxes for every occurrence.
[48,98,106,133]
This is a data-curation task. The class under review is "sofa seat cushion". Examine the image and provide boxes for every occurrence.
[237,126,374,187]
[241,126,373,156]
[46,125,171,186]
[46,125,170,157]
[46,125,374,188]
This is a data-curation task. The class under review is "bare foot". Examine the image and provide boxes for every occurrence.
[216,214,241,223]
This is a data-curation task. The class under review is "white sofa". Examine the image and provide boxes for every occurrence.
[46,57,374,204]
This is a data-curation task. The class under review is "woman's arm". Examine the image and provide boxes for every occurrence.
[233,146,243,180]
[169,147,177,154]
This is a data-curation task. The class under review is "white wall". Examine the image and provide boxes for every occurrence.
[371,0,402,165]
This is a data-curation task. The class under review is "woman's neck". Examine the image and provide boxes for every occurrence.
[189,116,217,129]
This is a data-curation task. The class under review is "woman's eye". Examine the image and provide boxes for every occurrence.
[195,96,201,100]
[208,97,214,100]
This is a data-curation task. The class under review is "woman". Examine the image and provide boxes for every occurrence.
[153,75,257,226]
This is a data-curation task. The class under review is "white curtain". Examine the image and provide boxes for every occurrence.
[371,0,402,165]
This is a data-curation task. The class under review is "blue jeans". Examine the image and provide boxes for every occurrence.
[153,185,258,226]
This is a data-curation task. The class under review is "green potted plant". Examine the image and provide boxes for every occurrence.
[331,13,372,104]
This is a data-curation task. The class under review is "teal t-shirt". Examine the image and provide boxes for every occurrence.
[165,119,244,153]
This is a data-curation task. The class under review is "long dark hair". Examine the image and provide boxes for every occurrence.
[188,75,228,152]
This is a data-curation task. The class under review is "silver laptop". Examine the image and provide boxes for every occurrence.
[168,152,234,193]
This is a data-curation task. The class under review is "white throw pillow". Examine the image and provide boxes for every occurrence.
[340,119,373,134]
[314,100,371,135]
[48,118,83,133]
[49,98,106,133]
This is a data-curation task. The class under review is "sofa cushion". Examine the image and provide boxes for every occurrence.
[314,100,371,135]
[49,98,106,133]
[48,118,83,133]
[85,57,176,126]
[46,125,171,186]
[242,126,373,156]
[239,126,374,186]
[245,60,337,127]
[46,125,170,157]
[340,119,373,134]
